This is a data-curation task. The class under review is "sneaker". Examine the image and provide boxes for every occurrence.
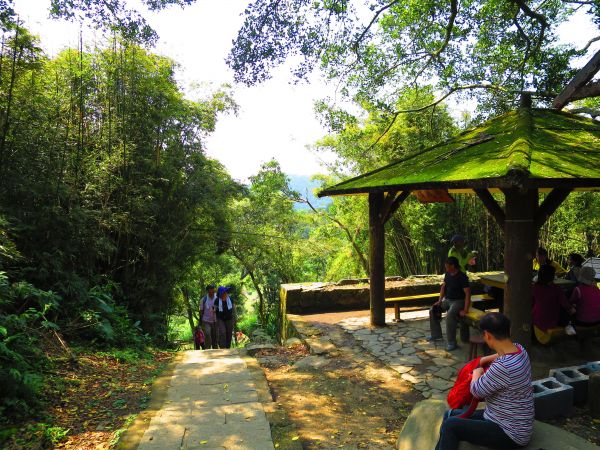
[426,335,443,342]
[446,343,459,351]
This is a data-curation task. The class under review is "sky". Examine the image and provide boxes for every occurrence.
[12,1,600,182]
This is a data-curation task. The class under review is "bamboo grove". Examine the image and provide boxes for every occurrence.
[0,19,240,415]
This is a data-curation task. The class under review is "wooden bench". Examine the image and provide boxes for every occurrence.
[385,293,498,322]
[534,324,600,345]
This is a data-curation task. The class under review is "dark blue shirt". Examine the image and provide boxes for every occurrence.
[444,271,469,299]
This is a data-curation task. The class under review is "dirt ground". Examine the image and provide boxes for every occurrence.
[257,310,600,449]
[255,319,421,449]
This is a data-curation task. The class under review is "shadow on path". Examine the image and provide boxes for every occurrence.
[135,349,274,450]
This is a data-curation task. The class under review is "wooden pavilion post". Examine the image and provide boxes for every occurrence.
[369,192,386,326]
[368,190,411,327]
[502,187,538,347]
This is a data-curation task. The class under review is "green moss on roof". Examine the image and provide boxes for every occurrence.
[319,108,600,196]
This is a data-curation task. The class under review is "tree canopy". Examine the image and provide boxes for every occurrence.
[228,0,599,115]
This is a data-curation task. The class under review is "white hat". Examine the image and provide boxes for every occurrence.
[579,266,596,286]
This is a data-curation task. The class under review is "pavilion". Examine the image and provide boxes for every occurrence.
[318,98,600,346]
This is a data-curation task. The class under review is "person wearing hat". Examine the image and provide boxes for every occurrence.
[448,235,477,273]
[569,266,600,327]
[200,284,218,349]
[216,286,236,348]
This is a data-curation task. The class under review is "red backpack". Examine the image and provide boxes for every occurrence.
[447,357,484,418]
[194,326,205,347]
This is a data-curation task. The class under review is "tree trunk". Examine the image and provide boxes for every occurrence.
[369,192,386,327]
[183,287,196,335]
[248,270,265,326]
[0,26,20,174]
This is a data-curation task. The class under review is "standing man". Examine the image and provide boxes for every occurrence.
[200,284,218,349]
[448,234,477,273]
[428,256,472,351]
[216,286,236,349]
[533,247,566,276]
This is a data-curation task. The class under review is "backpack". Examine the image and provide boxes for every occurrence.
[447,357,484,418]
[194,326,205,347]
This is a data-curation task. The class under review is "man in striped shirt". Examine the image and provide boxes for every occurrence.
[436,312,534,450]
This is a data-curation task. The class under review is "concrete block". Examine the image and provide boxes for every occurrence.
[550,365,591,406]
[396,399,446,450]
[532,377,574,419]
[585,361,600,373]
[590,372,600,418]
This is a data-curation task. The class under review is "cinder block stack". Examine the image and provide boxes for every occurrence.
[550,365,593,406]
[531,377,574,419]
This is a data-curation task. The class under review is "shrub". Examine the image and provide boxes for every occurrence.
[0,272,59,422]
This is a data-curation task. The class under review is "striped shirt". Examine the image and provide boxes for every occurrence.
[470,343,534,446]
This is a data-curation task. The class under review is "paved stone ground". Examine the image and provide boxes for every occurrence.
[338,311,475,401]
[137,349,274,450]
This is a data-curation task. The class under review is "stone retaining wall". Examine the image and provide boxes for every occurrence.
[280,274,490,315]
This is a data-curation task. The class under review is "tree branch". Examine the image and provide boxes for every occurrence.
[352,0,401,51]
[368,84,508,150]
[511,0,548,57]
[554,49,600,109]
[569,80,600,101]
[512,8,532,90]
[581,35,600,53]
[412,0,458,82]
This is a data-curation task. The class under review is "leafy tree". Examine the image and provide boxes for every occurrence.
[229,160,299,327]
[228,0,591,120]
[0,23,239,340]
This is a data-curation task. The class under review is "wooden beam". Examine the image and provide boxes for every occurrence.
[502,188,538,348]
[534,188,573,229]
[413,189,454,203]
[382,190,411,223]
[553,48,600,110]
[380,190,399,225]
[369,192,386,327]
[570,80,600,103]
[474,189,506,231]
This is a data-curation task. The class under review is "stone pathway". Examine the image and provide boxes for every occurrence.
[338,312,474,400]
[138,349,274,450]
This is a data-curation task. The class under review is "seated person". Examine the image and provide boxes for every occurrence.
[532,265,570,332]
[566,252,585,284]
[435,312,534,450]
[569,266,600,327]
[428,256,471,352]
[533,246,566,276]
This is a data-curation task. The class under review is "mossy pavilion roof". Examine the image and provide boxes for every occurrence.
[318,108,600,197]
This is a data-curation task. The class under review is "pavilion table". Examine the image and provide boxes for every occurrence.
[478,271,575,290]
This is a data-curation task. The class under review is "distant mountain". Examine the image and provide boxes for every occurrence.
[287,174,332,210]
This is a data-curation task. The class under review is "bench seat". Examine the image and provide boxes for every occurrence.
[385,293,497,322]
[534,323,600,345]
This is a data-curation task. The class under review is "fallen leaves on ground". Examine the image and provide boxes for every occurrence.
[2,350,173,449]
